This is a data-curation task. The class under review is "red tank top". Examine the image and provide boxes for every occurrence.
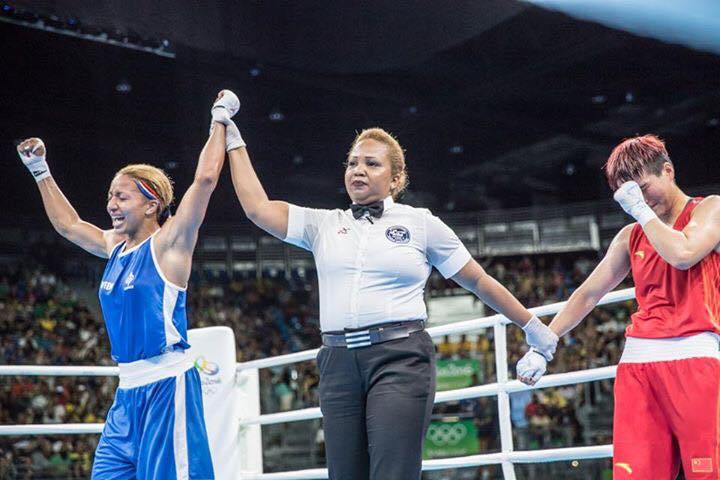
[627,197,720,338]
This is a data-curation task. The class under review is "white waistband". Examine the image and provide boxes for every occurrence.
[620,332,720,364]
[118,350,194,389]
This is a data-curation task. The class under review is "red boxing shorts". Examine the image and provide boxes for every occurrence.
[613,334,720,479]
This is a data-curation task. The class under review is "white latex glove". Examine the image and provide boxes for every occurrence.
[225,119,246,152]
[517,349,548,386]
[522,316,558,361]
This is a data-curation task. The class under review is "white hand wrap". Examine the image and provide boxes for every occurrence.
[210,90,240,128]
[18,140,51,182]
[517,349,547,384]
[522,315,558,361]
[225,120,246,152]
[613,181,657,227]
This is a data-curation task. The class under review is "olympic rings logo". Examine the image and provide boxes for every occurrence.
[194,356,220,376]
[426,423,468,446]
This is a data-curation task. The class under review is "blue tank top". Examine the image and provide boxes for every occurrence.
[98,233,190,363]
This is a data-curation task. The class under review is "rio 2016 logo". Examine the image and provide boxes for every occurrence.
[194,356,220,376]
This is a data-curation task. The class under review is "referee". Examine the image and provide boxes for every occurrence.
[224,121,558,479]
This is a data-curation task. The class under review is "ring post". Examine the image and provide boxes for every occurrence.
[494,322,517,480]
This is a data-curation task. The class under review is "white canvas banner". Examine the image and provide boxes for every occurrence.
[188,326,241,480]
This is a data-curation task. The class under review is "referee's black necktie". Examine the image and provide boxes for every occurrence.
[350,201,384,222]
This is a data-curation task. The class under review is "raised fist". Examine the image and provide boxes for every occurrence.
[211,90,240,126]
[17,138,51,182]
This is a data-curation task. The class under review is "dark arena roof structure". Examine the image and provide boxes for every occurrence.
[2,1,719,227]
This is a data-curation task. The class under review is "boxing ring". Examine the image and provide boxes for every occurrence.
[0,287,635,479]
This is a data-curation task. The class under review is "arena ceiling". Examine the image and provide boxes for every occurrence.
[2,1,719,226]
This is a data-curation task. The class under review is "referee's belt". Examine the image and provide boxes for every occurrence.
[322,320,425,349]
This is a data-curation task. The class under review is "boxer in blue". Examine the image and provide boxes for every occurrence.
[17,90,241,479]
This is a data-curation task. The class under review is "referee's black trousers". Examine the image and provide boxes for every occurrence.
[317,330,436,480]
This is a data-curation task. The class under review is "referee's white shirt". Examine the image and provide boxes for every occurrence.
[284,196,472,332]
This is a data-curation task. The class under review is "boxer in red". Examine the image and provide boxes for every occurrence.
[516,134,720,479]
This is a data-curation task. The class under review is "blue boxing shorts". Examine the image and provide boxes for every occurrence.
[91,352,214,479]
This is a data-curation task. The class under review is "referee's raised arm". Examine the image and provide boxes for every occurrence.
[227,147,290,239]
[221,107,290,239]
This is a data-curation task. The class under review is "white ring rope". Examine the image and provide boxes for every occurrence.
[0,287,635,480]
[0,423,105,435]
[0,365,617,435]
[0,365,118,376]
[236,287,634,371]
[238,445,614,480]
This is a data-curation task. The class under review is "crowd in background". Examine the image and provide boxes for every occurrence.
[0,266,112,479]
[0,250,634,479]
